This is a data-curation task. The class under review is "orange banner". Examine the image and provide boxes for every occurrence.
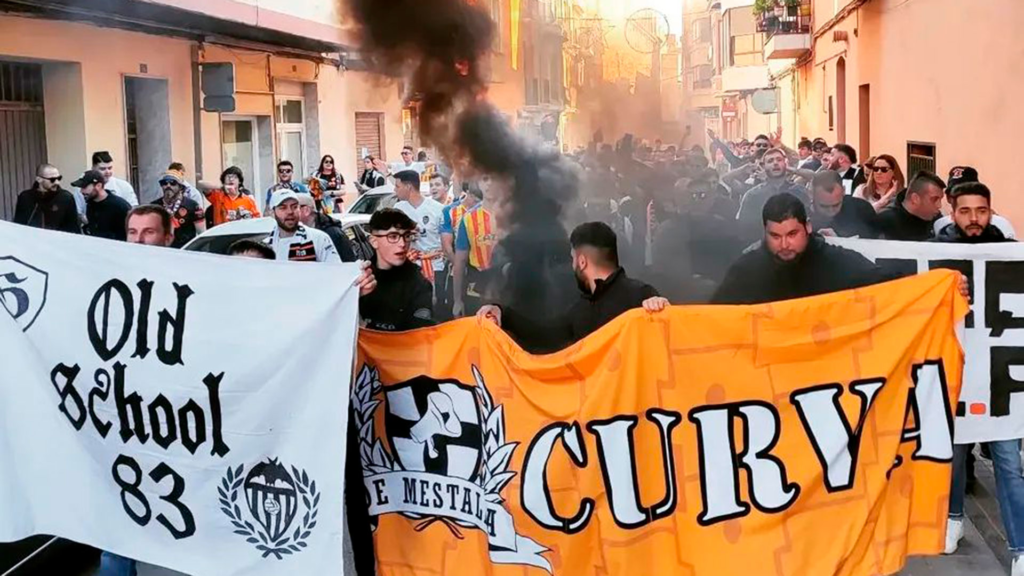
[354,270,967,576]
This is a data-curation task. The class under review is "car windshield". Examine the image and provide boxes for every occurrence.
[184,233,267,255]
[349,193,397,215]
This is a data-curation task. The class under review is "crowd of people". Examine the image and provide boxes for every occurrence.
[9,128,1024,576]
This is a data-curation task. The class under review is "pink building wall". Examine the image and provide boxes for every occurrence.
[795,0,1024,227]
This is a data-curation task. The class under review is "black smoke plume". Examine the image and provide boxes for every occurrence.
[347,0,581,348]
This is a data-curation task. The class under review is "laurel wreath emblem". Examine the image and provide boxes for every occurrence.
[219,464,321,559]
[352,364,520,524]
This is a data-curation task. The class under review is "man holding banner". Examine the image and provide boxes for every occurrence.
[933,182,1024,574]
[713,193,894,304]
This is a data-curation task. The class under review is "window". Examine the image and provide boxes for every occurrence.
[693,64,714,90]
[907,142,937,178]
[275,98,305,176]
[729,34,764,67]
[828,96,834,131]
[692,17,711,44]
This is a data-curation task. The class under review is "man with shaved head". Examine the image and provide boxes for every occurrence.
[14,163,81,233]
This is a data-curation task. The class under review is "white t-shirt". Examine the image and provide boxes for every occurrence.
[106,176,139,206]
[262,224,340,263]
[933,214,1017,239]
[395,197,446,271]
[389,161,427,175]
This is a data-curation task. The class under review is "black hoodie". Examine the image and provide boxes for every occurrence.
[712,234,891,305]
[358,260,434,332]
[13,186,81,234]
[501,267,659,353]
[876,191,936,241]
[932,222,1015,245]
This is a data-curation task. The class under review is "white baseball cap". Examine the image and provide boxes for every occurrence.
[270,190,302,208]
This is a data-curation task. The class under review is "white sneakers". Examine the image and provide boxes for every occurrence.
[1013,555,1024,576]
[948,518,1024,576]
[944,518,964,555]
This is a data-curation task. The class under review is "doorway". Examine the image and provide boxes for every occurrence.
[222,117,259,196]
[0,61,47,221]
[275,98,306,177]
[858,84,870,159]
[124,76,171,203]
[836,57,846,143]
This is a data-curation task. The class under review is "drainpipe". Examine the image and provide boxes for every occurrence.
[191,43,204,180]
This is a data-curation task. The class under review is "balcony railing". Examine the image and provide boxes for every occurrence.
[755,2,811,40]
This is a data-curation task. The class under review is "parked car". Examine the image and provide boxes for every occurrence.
[346,185,397,215]
[182,214,373,260]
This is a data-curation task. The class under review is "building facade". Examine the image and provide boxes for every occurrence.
[767,0,1024,227]
[682,0,724,147]
[0,0,542,218]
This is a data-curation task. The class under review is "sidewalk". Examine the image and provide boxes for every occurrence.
[900,517,1004,575]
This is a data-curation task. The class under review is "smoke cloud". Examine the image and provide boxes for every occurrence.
[346,0,581,340]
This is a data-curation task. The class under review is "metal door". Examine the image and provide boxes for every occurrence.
[0,61,47,221]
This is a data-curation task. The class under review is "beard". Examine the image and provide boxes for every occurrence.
[573,266,590,295]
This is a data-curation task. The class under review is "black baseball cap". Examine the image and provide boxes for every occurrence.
[71,169,104,188]
[946,166,979,192]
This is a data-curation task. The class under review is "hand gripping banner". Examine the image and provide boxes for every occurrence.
[833,237,1024,443]
[356,270,967,576]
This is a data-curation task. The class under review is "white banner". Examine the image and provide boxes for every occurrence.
[0,222,359,575]
[833,237,1024,443]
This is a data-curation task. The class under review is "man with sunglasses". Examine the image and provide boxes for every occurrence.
[151,169,205,248]
[14,164,81,234]
[264,160,310,209]
[359,208,435,331]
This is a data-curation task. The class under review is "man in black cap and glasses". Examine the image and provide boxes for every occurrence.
[14,163,81,234]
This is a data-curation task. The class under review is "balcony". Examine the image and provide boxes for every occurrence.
[720,65,770,92]
[755,1,812,60]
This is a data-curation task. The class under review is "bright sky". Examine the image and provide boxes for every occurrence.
[593,0,684,36]
[588,0,684,81]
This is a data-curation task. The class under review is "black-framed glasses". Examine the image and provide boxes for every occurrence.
[872,166,892,174]
[278,168,293,174]
[159,180,178,187]
[43,176,62,183]
[372,231,418,244]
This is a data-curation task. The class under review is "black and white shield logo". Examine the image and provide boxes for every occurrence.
[0,256,49,331]
[385,376,483,481]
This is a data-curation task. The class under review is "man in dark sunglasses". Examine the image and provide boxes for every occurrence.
[13,163,81,234]
[264,160,310,209]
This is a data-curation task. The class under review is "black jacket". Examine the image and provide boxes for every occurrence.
[876,195,935,241]
[712,235,890,305]
[813,196,879,239]
[13,186,81,234]
[314,212,358,262]
[358,261,435,331]
[502,267,659,353]
[932,223,1015,244]
[839,166,868,191]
